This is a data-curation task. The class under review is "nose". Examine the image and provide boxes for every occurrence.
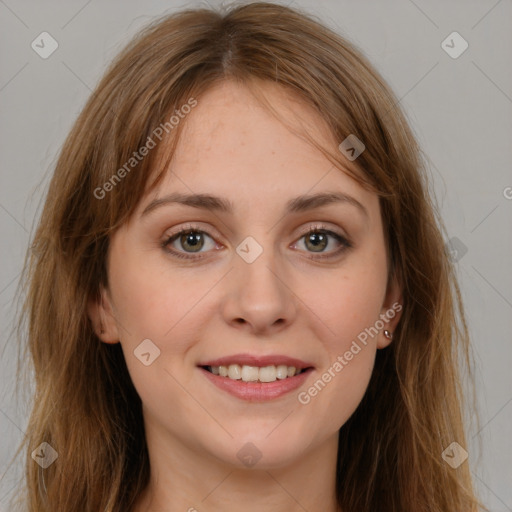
[220,241,298,336]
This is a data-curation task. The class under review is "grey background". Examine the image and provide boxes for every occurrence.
[0,0,511,510]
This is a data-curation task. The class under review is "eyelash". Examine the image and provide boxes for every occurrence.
[162,223,352,261]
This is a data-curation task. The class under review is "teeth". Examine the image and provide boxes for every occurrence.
[207,364,304,382]
[276,365,288,379]
[241,365,259,382]
[228,364,242,380]
[258,365,276,382]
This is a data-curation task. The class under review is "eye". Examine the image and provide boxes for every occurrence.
[162,224,219,260]
[292,224,352,260]
[162,223,352,261]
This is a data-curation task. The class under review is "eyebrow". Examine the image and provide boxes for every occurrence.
[141,191,369,220]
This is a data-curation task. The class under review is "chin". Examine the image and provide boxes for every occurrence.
[202,424,313,470]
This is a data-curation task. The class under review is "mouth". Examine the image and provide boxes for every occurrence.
[201,364,310,383]
[197,354,315,401]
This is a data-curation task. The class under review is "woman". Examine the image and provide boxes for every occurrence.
[13,2,485,511]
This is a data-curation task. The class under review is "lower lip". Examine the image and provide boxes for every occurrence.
[199,367,313,402]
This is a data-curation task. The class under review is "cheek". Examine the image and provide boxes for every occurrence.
[110,266,163,335]
[309,257,387,351]
[302,315,377,433]
[108,247,211,365]
[107,237,178,333]
[299,253,385,423]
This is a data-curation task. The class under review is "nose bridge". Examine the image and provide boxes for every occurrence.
[225,231,296,331]
[235,232,285,299]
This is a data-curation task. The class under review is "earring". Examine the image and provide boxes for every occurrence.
[384,329,393,339]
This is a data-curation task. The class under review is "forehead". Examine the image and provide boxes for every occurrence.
[176,79,338,168]
[138,79,378,221]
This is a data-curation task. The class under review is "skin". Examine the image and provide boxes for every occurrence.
[88,79,402,512]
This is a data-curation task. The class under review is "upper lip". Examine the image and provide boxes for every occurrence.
[198,353,314,370]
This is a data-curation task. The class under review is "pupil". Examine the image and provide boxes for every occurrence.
[307,232,326,252]
[182,231,203,252]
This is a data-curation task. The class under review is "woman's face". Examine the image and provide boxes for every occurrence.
[91,79,402,470]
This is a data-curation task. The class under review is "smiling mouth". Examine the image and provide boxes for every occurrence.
[201,364,311,383]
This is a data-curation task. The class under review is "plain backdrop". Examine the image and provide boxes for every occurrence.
[0,0,511,510]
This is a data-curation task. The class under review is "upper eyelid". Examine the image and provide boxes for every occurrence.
[164,222,346,241]
[165,223,220,241]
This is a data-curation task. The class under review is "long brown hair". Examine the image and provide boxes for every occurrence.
[11,2,485,510]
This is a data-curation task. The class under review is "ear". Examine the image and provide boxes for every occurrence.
[87,285,120,344]
[377,267,403,349]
